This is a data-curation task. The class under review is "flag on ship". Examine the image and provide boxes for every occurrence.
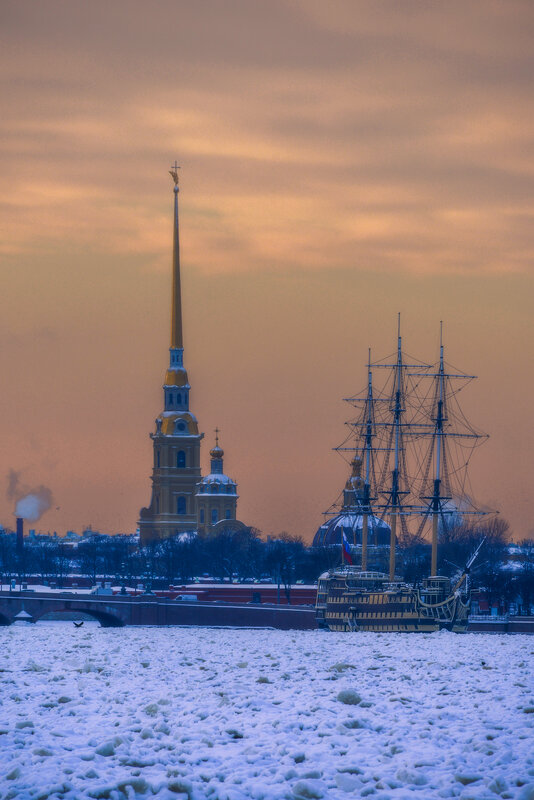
[342,532,353,565]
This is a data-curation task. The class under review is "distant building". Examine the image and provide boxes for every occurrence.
[138,166,245,545]
[196,432,244,536]
[313,457,390,548]
[82,528,102,538]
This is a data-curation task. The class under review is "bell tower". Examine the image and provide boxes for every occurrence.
[138,165,203,545]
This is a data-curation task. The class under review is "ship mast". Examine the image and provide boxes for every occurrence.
[374,315,425,580]
[332,349,386,569]
[389,317,403,580]
[430,322,445,576]
[361,350,374,571]
[418,323,488,576]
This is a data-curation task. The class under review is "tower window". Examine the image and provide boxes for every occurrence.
[226,485,232,494]
[211,484,218,494]
[200,509,205,524]
[155,495,160,514]
[156,450,160,468]
[225,508,231,520]
[177,393,182,404]
[211,508,218,525]
[168,393,174,405]
[177,496,187,515]
[176,450,186,468]
[176,420,186,433]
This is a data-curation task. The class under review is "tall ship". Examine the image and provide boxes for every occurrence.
[316,320,488,632]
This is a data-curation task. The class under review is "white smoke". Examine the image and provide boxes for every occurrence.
[7,470,54,522]
[15,490,53,522]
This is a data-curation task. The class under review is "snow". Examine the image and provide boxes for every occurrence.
[320,513,389,532]
[0,624,533,800]
[13,609,33,619]
[199,473,236,486]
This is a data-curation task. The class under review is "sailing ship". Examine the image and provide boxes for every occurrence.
[316,320,488,632]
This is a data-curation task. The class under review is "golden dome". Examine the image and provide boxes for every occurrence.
[156,412,199,436]
[164,368,189,388]
[210,428,223,459]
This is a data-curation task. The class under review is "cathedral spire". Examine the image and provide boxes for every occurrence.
[169,161,183,355]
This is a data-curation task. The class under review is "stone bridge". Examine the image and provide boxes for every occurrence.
[0,591,318,630]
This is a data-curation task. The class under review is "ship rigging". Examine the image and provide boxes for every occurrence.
[316,319,490,633]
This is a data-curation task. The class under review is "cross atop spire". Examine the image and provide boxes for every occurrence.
[210,427,224,467]
[169,160,180,187]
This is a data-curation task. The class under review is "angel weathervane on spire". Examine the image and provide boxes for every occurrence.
[169,160,180,187]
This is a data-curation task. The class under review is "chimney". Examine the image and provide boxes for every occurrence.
[16,517,23,555]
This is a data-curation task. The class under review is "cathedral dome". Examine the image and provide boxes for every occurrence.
[156,411,199,435]
[313,513,390,548]
[164,368,190,388]
[197,430,237,496]
[196,472,237,495]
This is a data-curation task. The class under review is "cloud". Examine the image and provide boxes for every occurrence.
[0,1,532,276]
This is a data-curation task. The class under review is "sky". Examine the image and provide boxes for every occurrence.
[1,0,533,542]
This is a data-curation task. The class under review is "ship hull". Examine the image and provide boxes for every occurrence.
[316,574,470,633]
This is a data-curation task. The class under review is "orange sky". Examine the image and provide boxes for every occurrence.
[1,1,533,541]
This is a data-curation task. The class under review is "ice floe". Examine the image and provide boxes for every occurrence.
[0,623,532,799]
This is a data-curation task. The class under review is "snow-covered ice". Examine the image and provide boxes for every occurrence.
[0,624,533,799]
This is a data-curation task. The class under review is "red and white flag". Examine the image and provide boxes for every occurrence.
[342,532,353,565]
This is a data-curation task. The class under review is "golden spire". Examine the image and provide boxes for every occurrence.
[169,161,183,349]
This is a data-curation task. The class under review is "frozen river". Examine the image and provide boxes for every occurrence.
[0,623,532,799]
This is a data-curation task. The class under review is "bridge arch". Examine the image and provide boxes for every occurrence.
[33,607,125,628]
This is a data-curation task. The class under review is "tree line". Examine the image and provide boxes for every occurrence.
[0,519,532,610]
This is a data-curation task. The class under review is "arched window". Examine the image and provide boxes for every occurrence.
[176,450,186,468]
[176,393,182,405]
[155,495,160,514]
[168,393,174,405]
[211,484,218,494]
[226,485,232,494]
[211,508,218,525]
[177,496,186,515]
[200,509,205,524]
[225,508,231,520]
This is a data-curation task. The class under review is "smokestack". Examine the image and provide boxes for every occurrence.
[16,517,23,555]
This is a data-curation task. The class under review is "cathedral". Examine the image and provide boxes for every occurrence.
[138,165,244,546]
[312,457,390,549]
